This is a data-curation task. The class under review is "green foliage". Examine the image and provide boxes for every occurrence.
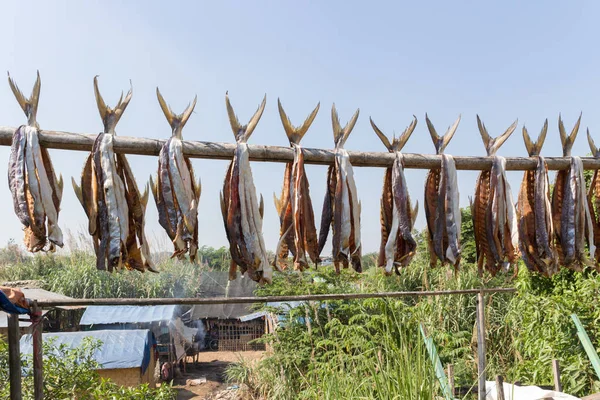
[0,337,176,399]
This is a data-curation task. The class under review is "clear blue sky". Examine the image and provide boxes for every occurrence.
[1,1,599,255]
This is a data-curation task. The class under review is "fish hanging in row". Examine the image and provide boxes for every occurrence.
[318,105,362,273]
[150,89,201,262]
[273,99,320,271]
[371,116,419,275]
[7,72,64,252]
[551,114,594,270]
[471,116,519,276]
[220,93,271,283]
[587,130,600,267]
[424,115,461,269]
[517,120,558,276]
[72,77,156,272]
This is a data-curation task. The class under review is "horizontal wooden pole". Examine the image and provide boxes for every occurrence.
[33,287,516,307]
[1,126,599,170]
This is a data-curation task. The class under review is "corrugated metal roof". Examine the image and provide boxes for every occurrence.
[190,272,257,319]
[80,305,179,325]
[20,329,155,372]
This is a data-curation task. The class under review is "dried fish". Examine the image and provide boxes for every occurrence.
[73,76,156,272]
[517,120,558,276]
[370,116,419,275]
[7,71,64,252]
[551,114,594,270]
[318,105,362,273]
[424,114,462,269]
[273,99,320,271]
[473,116,519,276]
[586,129,600,268]
[150,88,201,262]
[220,93,271,283]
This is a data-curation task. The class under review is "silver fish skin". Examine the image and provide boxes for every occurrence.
[533,156,554,262]
[561,158,576,264]
[24,126,46,232]
[8,126,30,227]
[443,154,461,264]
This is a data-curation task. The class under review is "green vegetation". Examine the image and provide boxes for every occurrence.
[0,337,176,400]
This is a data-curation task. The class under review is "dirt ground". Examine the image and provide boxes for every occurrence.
[170,351,264,400]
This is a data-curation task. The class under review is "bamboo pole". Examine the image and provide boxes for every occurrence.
[1,126,599,170]
[477,290,487,400]
[495,375,505,400]
[7,313,22,400]
[33,287,516,308]
[31,301,43,400]
[447,364,455,396]
[552,359,562,392]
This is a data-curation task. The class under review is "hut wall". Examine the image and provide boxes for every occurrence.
[97,351,156,388]
[213,319,265,352]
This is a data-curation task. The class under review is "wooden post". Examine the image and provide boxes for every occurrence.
[477,290,487,400]
[31,301,43,400]
[447,364,455,396]
[553,359,562,392]
[7,313,22,400]
[495,375,505,400]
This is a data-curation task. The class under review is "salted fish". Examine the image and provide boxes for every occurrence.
[516,120,558,276]
[473,116,519,276]
[7,71,64,252]
[587,129,600,268]
[317,105,362,273]
[220,93,271,284]
[73,76,156,272]
[151,88,201,261]
[549,114,593,270]
[424,114,462,269]
[370,116,418,275]
[273,99,320,271]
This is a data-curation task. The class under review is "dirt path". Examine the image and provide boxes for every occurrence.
[172,351,264,400]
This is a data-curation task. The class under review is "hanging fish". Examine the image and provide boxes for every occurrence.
[220,92,271,283]
[273,99,320,271]
[72,76,156,272]
[517,120,558,276]
[551,114,594,270]
[318,105,362,273]
[7,71,64,253]
[424,114,462,270]
[586,129,600,267]
[150,88,201,262]
[370,116,419,275]
[472,116,519,276]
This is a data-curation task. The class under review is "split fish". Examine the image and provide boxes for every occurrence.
[150,88,201,262]
[220,92,271,284]
[551,114,594,270]
[72,76,156,272]
[472,116,519,276]
[318,105,362,273]
[517,120,558,276]
[424,114,462,270]
[371,116,419,275]
[7,71,64,252]
[586,129,600,268]
[273,99,320,271]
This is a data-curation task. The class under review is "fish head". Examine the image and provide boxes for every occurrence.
[7,70,41,129]
[94,76,133,134]
[226,92,267,143]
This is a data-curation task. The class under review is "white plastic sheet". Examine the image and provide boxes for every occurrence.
[485,381,580,400]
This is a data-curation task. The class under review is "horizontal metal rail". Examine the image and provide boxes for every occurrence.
[33,287,516,308]
[0,126,598,170]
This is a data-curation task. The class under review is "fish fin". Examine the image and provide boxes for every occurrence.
[259,194,264,220]
[273,192,281,214]
[370,117,392,151]
[114,80,133,127]
[56,174,64,203]
[522,125,534,156]
[441,114,461,153]
[226,92,266,142]
[332,104,359,148]
[558,113,582,156]
[219,191,227,217]
[297,102,320,140]
[476,115,491,153]
[278,98,320,144]
[245,94,267,140]
[425,113,441,152]
[195,177,202,199]
[537,119,548,155]
[588,128,600,158]
[394,115,417,151]
[93,75,108,123]
[180,95,197,129]
[340,108,360,147]
[8,70,41,127]
[149,175,158,201]
[332,103,343,145]
[411,200,419,228]
[225,91,242,136]
[141,183,149,209]
[156,87,175,126]
[71,177,84,207]
[491,119,518,154]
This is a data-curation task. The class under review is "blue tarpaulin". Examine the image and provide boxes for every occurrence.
[0,289,28,315]
[80,305,179,326]
[20,329,155,373]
